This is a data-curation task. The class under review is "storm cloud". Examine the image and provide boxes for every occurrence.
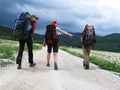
[0,0,120,36]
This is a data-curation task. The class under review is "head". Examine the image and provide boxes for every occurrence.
[85,24,88,27]
[31,15,39,21]
[50,20,57,26]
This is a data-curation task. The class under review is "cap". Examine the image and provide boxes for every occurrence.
[32,15,39,20]
[50,20,57,25]
[85,24,88,27]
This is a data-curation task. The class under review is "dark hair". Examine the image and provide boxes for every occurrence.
[32,15,39,20]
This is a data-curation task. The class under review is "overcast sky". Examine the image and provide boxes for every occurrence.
[0,0,120,36]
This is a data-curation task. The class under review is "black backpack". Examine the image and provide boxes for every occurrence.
[13,12,31,40]
[45,25,58,45]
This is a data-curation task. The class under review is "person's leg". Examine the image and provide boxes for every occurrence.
[82,45,89,69]
[16,40,25,69]
[85,46,91,68]
[53,52,58,70]
[53,53,57,63]
[88,46,91,56]
[47,45,52,66]
[27,37,36,67]
[47,53,51,66]
[53,44,58,70]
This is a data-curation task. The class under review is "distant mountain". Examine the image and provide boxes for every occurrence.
[97,33,120,43]
[94,33,120,52]
[33,32,82,47]
[31,32,120,52]
[0,25,120,52]
[58,32,81,47]
[0,25,13,39]
[33,33,44,40]
[0,25,43,43]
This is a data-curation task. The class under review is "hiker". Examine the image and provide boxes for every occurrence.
[16,14,39,69]
[81,24,96,69]
[44,20,73,70]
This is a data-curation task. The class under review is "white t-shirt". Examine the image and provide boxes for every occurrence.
[56,26,61,35]
[56,27,61,30]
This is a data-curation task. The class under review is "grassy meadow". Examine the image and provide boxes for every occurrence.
[60,46,120,73]
[0,38,42,66]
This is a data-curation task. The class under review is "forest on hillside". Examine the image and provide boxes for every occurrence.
[0,25,120,52]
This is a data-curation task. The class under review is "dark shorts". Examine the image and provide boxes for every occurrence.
[47,44,58,53]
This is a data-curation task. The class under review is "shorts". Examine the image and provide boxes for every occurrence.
[47,44,58,53]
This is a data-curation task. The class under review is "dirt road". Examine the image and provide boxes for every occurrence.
[0,47,120,90]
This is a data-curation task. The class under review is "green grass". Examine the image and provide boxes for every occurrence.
[0,25,43,66]
[60,47,120,73]
[0,39,42,66]
[0,60,13,66]
[0,40,18,61]
[61,47,83,58]
[0,42,42,60]
[89,56,120,72]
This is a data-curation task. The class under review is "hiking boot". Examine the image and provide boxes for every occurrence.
[54,62,58,70]
[83,61,85,67]
[30,63,36,67]
[84,65,89,69]
[17,64,21,69]
[47,63,50,67]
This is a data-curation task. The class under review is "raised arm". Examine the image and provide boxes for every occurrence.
[58,29,73,37]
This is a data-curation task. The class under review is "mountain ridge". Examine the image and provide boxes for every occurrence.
[0,25,120,52]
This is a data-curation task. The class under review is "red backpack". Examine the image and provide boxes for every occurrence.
[45,25,58,45]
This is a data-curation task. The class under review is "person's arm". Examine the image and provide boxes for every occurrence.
[43,38,46,47]
[81,30,86,43]
[92,26,96,43]
[43,32,47,47]
[81,36,83,43]
[93,30,96,43]
[58,29,73,37]
[31,21,36,34]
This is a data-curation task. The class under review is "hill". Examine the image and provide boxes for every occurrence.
[94,33,120,52]
[59,32,81,47]
[20,32,120,52]
[97,33,120,43]
[0,25,120,52]
[0,25,43,44]
[0,25,13,39]
[32,32,82,47]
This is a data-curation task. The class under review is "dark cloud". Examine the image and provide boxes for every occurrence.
[0,0,120,36]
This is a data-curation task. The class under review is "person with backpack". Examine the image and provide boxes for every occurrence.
[81,24,96,69]
[15,12,39,69]
[44,20,73,70]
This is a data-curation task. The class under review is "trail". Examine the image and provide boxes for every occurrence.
[0,47,120,90]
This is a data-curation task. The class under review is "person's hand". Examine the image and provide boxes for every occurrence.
[69,34,73,37]
[43,42,46,47]
[94,40,96,43]
[81,37,83,43]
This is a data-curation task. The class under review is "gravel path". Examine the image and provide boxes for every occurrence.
[0,47,120,90]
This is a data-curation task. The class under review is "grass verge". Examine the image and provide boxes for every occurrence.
[0,39,42,66]
[60,47,120,73]
[0,60,13,67]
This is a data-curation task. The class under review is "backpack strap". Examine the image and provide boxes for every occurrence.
[31,21,36,34]
[92,26,96,42]
[82,28,87,41]
[53,25,56,39]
